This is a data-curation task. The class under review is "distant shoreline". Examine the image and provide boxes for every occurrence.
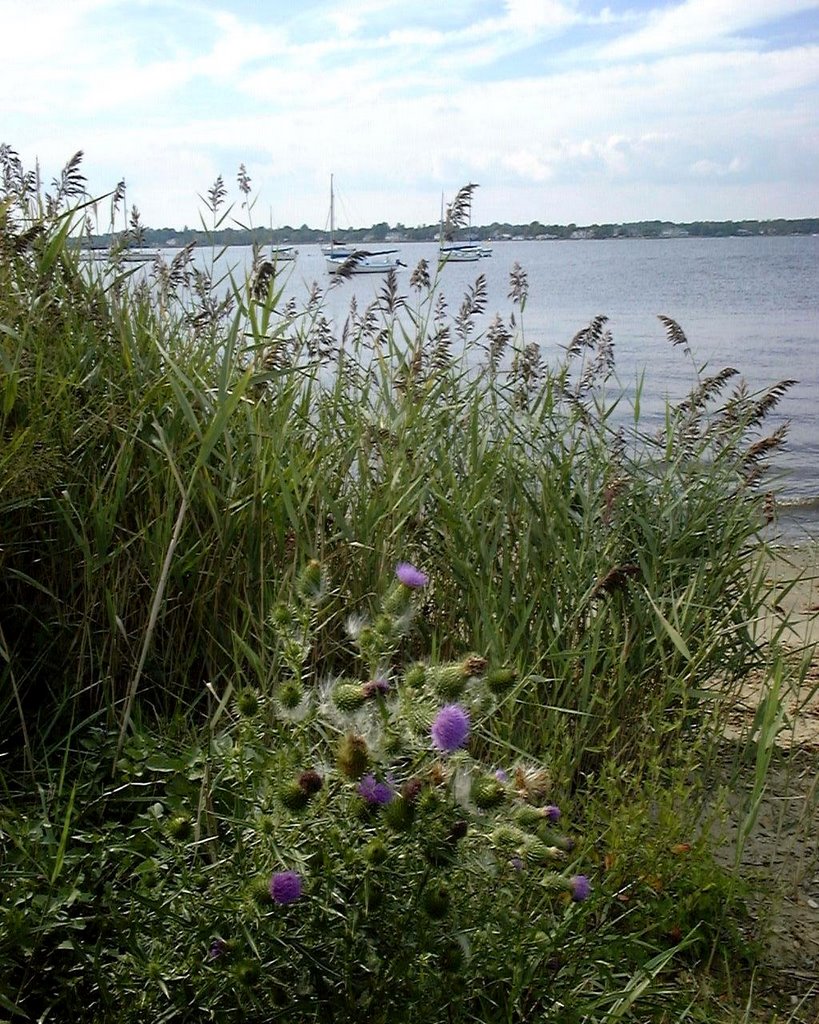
[81,217,819,251]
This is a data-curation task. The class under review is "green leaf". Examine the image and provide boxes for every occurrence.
[644,590,692,661]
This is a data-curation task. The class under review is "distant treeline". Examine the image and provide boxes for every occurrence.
[83,216,819,249]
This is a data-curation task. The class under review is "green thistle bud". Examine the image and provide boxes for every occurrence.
[363,838,389,866]
[249,875,273,906]
[489,823,554,866]
[167,815,192,840]
[471,776,505,810]
[418,788,441,815]
[236,687,260,717]
[422,882,451,919]
[351,796,374,821]
[337,734,370,779]
[278,680,304,710]
[333,681,367,713]
[427,663,467,699]
[297,559,324,601]
[486,667,517,694]
[382,580,411,617]
[440,939,464,973]
[271,602,294,629]
[490,823,530,855]
[383,795,415,831]
[401,693,435,736]
[403,662,427,689]
[524,835,564,865]
[256,814,275,835]
[235,960,261,986]
[374,613,396,639]
[140,865,159,888]
[515,806,548,830]
[279,780,310,812]
[535,825,575,852]
[356,626,379,659]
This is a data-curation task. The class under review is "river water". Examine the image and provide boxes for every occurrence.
[201,235,818,542]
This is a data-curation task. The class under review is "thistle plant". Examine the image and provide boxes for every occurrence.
[83,560,592,1021]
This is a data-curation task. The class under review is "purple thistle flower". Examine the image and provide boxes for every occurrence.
[396,562,429,588]
[494,769,510,783]
[569,874,591,902]
[544,805,561,823]
[431,704,471,753]
[357,774,394,805]
[208,937,227,960]
[270,870,303,905]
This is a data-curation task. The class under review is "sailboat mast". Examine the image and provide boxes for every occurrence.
[330,174,335,248]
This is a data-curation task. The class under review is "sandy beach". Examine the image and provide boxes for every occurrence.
[758,542,819,649]
[716,543,819,1003]
[731,542,819,749]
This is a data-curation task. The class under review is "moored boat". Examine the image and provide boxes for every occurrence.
[323,175,402,275]
[326,251,404,274]
[439,241,481,263]
[268,244,298,262]
[438,185,490,265]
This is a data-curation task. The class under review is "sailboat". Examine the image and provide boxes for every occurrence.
[438,187,492,264]
[268,244,298,262]
[322,175,403,275]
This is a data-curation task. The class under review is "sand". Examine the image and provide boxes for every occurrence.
[757,542,819,649]
[714,544,819,751]
[715,543,819,1011]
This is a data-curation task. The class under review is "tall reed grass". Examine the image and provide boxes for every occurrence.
[0,151,795,775]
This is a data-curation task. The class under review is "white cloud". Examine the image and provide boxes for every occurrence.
[503,0,578,30]
[690,156,747,178]
[2,0,817,226]
[503,150,554,182]
[601,0,819,60]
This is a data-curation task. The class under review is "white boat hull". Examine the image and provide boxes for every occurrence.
[326,252,403,274]
[269,245,298,262]
[439,245,481,263]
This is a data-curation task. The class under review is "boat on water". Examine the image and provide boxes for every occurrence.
[82,248,160,263]
[325,251,404,274]
[322,175,403,275]
[439,241,482,263]
[438,187,492,264]
[268,244,298,262]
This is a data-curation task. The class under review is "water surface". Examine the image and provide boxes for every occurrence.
[203,235,819,541]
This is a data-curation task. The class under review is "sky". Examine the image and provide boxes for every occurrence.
[2,0,818,230]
